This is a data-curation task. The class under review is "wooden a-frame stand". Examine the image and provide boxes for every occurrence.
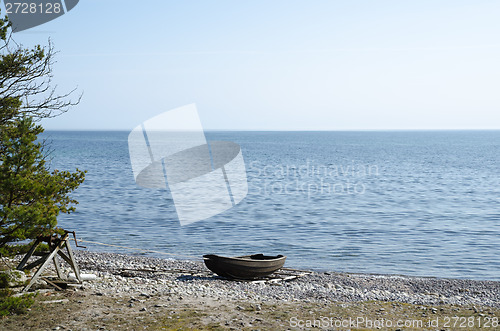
[16,232,82,292]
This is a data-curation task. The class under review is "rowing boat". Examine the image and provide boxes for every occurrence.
[203,254,286,279]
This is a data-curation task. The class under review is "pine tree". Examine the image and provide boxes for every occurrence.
[0,12,85,249]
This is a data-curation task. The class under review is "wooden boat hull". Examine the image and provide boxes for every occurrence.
[203,254,286,279]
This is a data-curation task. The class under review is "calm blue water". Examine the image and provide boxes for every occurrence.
[41,131,500,280]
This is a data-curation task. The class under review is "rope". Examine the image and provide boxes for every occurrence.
[72,238,202,261]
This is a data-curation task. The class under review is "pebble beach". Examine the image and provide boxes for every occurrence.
[75,251,500,308]
[2,250,499,330]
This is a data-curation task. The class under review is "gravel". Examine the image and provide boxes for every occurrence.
[67,250,500,308]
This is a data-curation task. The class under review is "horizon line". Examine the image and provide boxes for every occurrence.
[42,128,500,132]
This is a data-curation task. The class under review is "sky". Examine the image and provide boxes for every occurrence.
[4,0,500,130]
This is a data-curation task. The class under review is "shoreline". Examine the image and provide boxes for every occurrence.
[73,251,499,307]
[69,243,500,283]
[2,250,499,330]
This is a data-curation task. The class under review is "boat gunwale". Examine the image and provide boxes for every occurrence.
[203,254,286,263]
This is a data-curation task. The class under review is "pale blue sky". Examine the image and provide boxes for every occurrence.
[5,0,500,130]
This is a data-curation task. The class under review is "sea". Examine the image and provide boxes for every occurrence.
[40,130,500,281]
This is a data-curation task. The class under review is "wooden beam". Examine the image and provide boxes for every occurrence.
[16,238,41,271]
[53,256,64,280]
[40,277,63,291]
[22,256,48,271]
[64,238,81,283]
[56,250,72,266]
